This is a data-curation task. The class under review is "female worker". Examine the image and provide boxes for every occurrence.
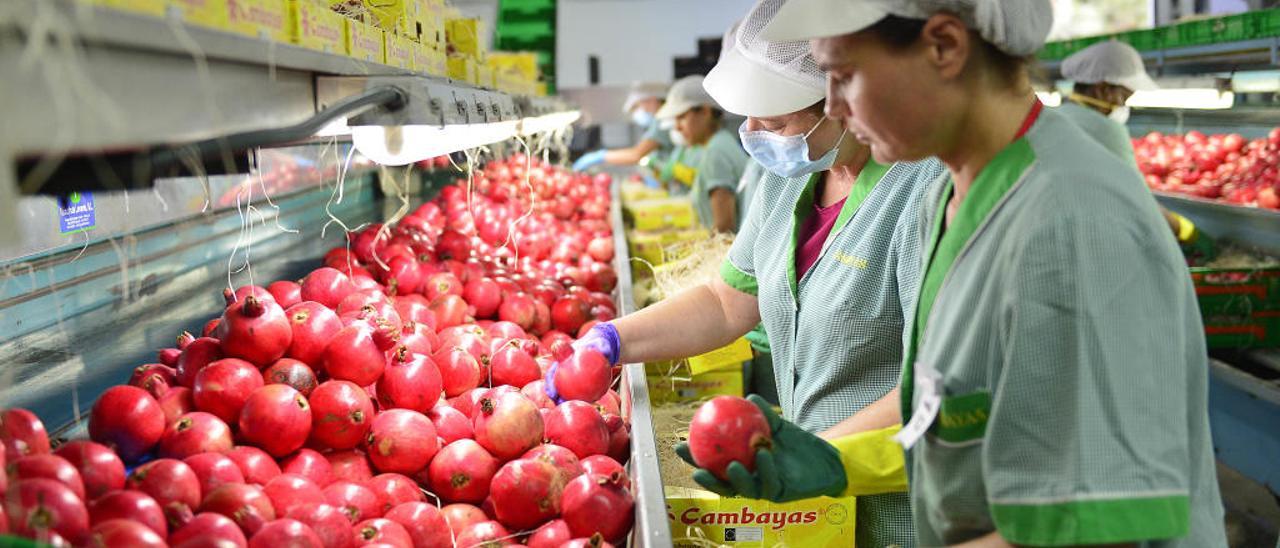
[572,82,674,182]
[654,75,751,232]
[551,2,944,544]
[724,0,1227,545]
[1061,40,1216,259]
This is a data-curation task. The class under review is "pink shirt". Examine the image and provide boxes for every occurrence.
[796,196,847,278]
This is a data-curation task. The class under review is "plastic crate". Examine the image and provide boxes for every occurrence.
[1192,266,1280,348]
[1162,13,1258,49]
[1116,29,1161,52]
[498,0,555,16]
[1255,8,1280,37]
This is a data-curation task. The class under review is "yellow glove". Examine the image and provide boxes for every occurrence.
[828,425,909,497]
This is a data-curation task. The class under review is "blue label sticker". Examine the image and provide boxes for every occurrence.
[58,191,96,234]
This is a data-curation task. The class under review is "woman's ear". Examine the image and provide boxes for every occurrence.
[919,13,971,81]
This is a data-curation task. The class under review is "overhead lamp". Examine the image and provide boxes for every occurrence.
[518,110,582,136]
[351,121,519,166]
[1035,91,1062,107]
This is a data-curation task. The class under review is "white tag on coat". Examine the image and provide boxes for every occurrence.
[893,361,942,449]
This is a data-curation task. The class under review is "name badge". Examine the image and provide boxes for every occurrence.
[893,361,942,449]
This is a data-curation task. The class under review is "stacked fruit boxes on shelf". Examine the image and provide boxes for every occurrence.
[1039,9,1280,61]
[1191,255,1280,349]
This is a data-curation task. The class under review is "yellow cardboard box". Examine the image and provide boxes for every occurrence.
[291,0,345,53]
[488,52,539,81]
[625,198,696,231]
[446,17,482,57]
[383,32,414,69]
[360,0,403,32]
[476,64,494,89]
[621,181,669,203]
[627,231,667,267]
[346,18,385,63]
[665,487,857,547]
[167,0,229,30]
[228,0,290,42]
[88,0,167,17]
[447,53,477,84]
[646,369,742,405]
[688,338,753,375]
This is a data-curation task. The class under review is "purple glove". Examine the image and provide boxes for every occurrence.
[545,322,621,403]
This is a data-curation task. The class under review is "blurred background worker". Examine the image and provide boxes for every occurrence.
[572,82,672,187]
[1061,40,1217,260]
[655,75,749,232]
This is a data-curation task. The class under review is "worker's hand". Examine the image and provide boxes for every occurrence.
[572,150,608,172]
[544,322,621,403]
[641,171,661,189]
[675,395,848,502]
[1177,217,1217,262]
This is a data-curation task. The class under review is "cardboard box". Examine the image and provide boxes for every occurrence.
[383,32,414,69]
[665,487,857,547]
[488,52,539,81]
[167,0,229,30]
[228,0,290,42]
[88,0,167,17]
[360,0,403,32]
[688,338,753,375]
[624,198,697,232]
[476,64,494,89]
[446,17,482,56]
[447,53,477,84]
[646,369,742,405]
[291,0,345,54]
[346,18,385,63]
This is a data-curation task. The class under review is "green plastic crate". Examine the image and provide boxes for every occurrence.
[499,0,555,15]
[1162,13,1258,49]
[1115,29,1161,52]
[1192,266,1280,349]
[1254,8,1280,37]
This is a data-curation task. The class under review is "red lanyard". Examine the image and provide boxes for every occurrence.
[1014,100,1043,141]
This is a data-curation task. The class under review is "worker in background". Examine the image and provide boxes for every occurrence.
[1061,40,1216,259]
[706,0,1226,546]
[572,82,672,187]
[655,75,750,232]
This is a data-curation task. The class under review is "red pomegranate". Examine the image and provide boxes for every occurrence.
[336,291,403,331]
[184,452,246,495]
[563,533,615,548]
[433,346,482,398]
[426,439,499,504]
[225,446,282,486]
[527,519,572,548]
[376,347,443,413]
[352,518,412,547]
[364,474,424,515]
[398,323,436,356]
[199,483,276,536]
[308,381,375,450]
[158,411,234,459]
[300,267,356,309]
[530,299,553,336]
[280,448,333,488]
[427,405,473,444]
[217,295,293,367]
[464,278,503,319]
[192,358,264,425]
[263,358,319,397]
[89,491,167,536]
[125,459,202,518]
[486,321,527,341]
[53,440,124,500]
[285,503,353,548]
[428,294,468,329]
[384,502,451,548]
[454,520,510,547]
[490,345,541,387]
[521,380,557,410]
[263,474,325,516]
[440,503,486,534]
[130,363,177,391]
[176,337,224,388]
[560,472,634,542]
[579,455,627,486]
[473,392,543,461]
[268,280,303,309]
[687,396,772,480]
[363,409,438,474]
[553,349,611,403]
[550,297,592,336]
[322,324,392,387]
[522,444,584,484]
[392,295,434,326]
[325,450,373,484]
[8,454,85,501]
[203,318,221,337]
[249,518,323,548]
[489,458,566,530]
[5,478,88,543]
[586,237,614,262]
[168,512,248,548]
[595,390,621,417]
[239,385,312,457]
[380,255,423,296]
[87,385,165,462]
[544,401,609,459]
[87,519,166,548]
[605,414,630,464]
[322,481,380,523]
[226,285,274,306]
[158,386,196,424]
[449,387,488,419]
[285,302,343,366]
[497,293,536,330]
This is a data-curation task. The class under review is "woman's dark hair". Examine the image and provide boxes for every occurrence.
[865,14,1031,84]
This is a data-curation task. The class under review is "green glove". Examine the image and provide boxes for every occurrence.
[674,395,848,502]
[1170,211,1217,263]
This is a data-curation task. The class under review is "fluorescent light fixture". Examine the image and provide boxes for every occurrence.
[1035,91,1062,107]
[351,121,519,166]
[316,117,352,137]
[1231,71,1280,93]
[1126,89,1234,110]
[518,110,581,136]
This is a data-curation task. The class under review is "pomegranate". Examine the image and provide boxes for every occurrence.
[364,409,438,474]
[427,405,474,444]
[227,285,275,306]
[87,386,165,462]
[687,396,772,480]
[595,390,621,417]
[176,337,224,388]
[325,450,374,484]
[5,479,89,544]
[130,363,177,390]
[88,490,167,537]
[473,391,543,460]
[377,347,443,413]
[489,458,565,530]
[159,411,234,459]
[397,322,436,356]
[464,278,503,319]
[436,230,470,261]
[264,474,325,516]
[8,454,85,501]
[527,519,572,548]
[300,267,356,309]
[200,483,276,535]
[322,324,393,386]
[450,387,488,418]
[337,292,403,331]
[158,386,197,423]
[385,502,450,548]
[440,503,486,534]
[521,380,557,410]
[550,297,592,336]
[433,346,482,397]
[580,456,627,486]
[531,299,553,336]
[586,237,614,262]
[563,534,615,548]
[522,444,584,484]
[322,481,380,523]
[249,518,324,548]
[225,446,282,485]
[392,295,434,326]
[543,401,609,459]
[490,345,541,387]
[285,302,344,366]
[380,255,423,296]
[53,441,124,500]
[426,439,499,504]
[193,358,264,424]
[268,280,303,309]
[169,512,248,548]
[553,349,611,403]
[184,452,246,495]
[308,381,375,450]
[454,520,510,547]
[218,295,293,367]
[605,414,630,464]
[280,448,333,487]
[364,474,424,515]
[352,518,412,547]
[429,294,468,329]
[264,358,319,397]
[285,503,354,548]
[126,458,202,519]
[203,318,221,337]
[560,472,634,542]
[87,519,166,548]
[497,293,536,330]
[239,385,312,457]
[487,321,527,341]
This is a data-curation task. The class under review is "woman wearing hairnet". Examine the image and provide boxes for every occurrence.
[573,82,674,183]
[1061,40,1217,259]
[731,0,1226,545]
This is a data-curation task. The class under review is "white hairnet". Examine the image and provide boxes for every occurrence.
[622,82,668,114]
[703,0,828,117]
[1061,41,1158,91]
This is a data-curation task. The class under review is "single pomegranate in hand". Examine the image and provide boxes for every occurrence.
[363,409,438,474]
[87,386,165,462]
[473,392,544,461]
[322,324,393,387]
[308,381,375,450]
[184,452,246,495]
[553,348,611,403]
[53,440,125,500]
[8,455,86,501]
[285,302,344,366]
[687,396,773,480]
[384,502,451,548]
[125,459,202,522]
[238,385,312,457]
[300,267,356,309]
[263,474,325,517]
[225,446,282,486]
[376,346,443,413]
[192,358,264,425]
[285,503,353,548]
[168,512,248,548]
[280,448,333,488]
[200,483,276,536]
[489,458,566,530]
[433,346,482,398]
[159,411,234,459]
[560,472,634,543]
[249,518,323,548]
[217,295,293,367]
[89,491,167,537]
[426,439,500,504]
[263,358,319,397]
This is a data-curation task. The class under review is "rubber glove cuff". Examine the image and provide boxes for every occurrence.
[544,322,621,403]
[572,150,607,171]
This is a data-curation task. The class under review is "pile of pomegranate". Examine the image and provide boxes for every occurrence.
[1133,129,1280,209]
[0,155,635,548]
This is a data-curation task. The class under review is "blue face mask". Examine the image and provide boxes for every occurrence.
[739,117,846,178]
[631,109,655,127]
